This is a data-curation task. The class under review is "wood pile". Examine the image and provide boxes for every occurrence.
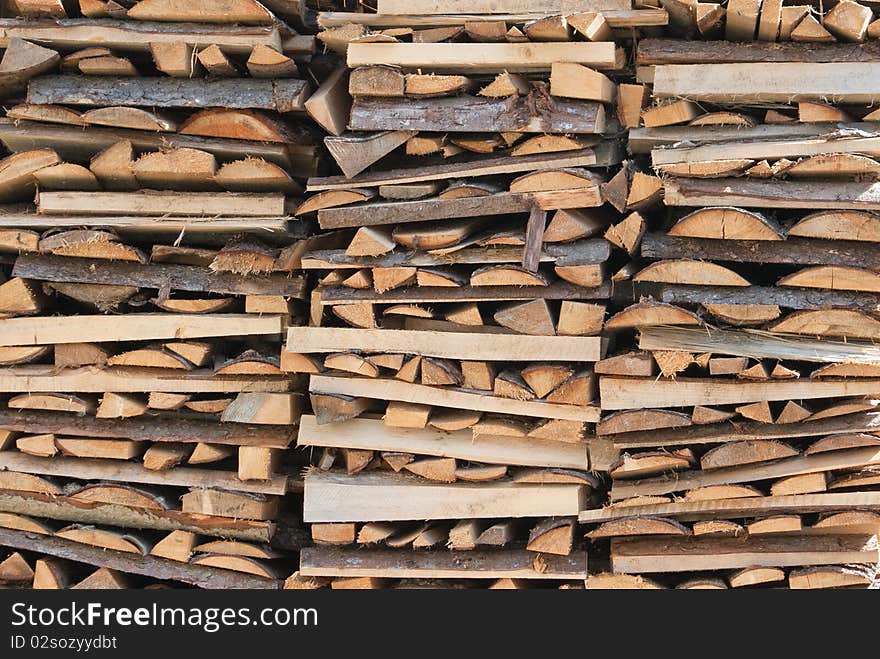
[3,0,880,592]
[0,0,319,590]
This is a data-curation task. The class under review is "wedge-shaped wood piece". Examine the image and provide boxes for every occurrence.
[0,149,60,202]
[609,451,695,479]
[634,259,750,286]
[550,62,614,103]
[605,301,700,329]
[823,0,871,43]
[641,100,701,127]
[127,0,273,23]
[778,266,880,293]
[669,207,782,240]
[769,309,880,339]
[588,517,691,539]
[789,565,873,589]
[789,210,880,241]
[598,409,692,436]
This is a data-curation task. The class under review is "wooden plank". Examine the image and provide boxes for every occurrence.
[37,191,285,217]
[13,255,306,297]
[320,280,610,304]
[610,411,880,449]
[653,63,880,104]
[0,314,282,347]
[287,327,604,362]
[297,415,588,470]
[0,410,292,448]
[0,366,289,393]
[349,97,605,134]
[664,178,880,210]
[376,0,631,14]
[0,18,281,54]
[0,214,291,237]
[610,447,880,500]
[638,325,880,365]
[347,42,618,73]
[0,118,304,172]
[300,546,587,580]
[628,122,880,154]
[29,76,309,112]
[0,491,272,542]
[641,234,880,270]
[615,282,880,314]
[319,10,667,29]
[637,38,880,65]
[0,527,278,589]
[311,375,599,422]
[0,453,289,495]
[304,471,586,522]
[307,147,614,191]
[302,239,611,269]
[581,492,880,523]
[600,376,880,410]
[318,194,533,229]
[611,535,879,574]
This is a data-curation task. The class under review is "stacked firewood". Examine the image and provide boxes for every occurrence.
[587,0,880,589]
[0,0,321,590]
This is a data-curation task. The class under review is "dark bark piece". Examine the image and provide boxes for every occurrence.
[13,254,306,298]
[641,234,880,269]
[0,409,291,447]
[29,76,309,113]
[349,96,605,134]
[637,38,880,65]
[321,280,610,304]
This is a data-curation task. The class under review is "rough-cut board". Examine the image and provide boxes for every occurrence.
[0,366,289,393]
[637,39,880,65]
[300,547,587,580]
[0,18,282,54]
[320,280,610,304]
[304,471,586,522]
[651,134,880,166]
[308,147,615,191]
[609,411,880,450]
[611,448,880,500]
[347,43,618,73]
[319,10,666,29]
[600,376,880,409]
[638,325,880,365]
[580,492,880,523]
[617,282,880,315]
[0,491,272,542]
[0,410,291,448]
[641,235,880,270]
[663,179,880,210]
[349,97,605,134]
[310,375,599,422]
[629,122,880,154]
[653,63,880,104]
[13,255,306,297]
[318,194,533,229]
[297,415,588,470]
[376,0,632,13]
[304,240,610,269]
[287,327,604,362]
[0,314,282,347]
[29,76,309,112]
[0,453,288,495]
[611,535,880,574]
[0,527,279,589]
